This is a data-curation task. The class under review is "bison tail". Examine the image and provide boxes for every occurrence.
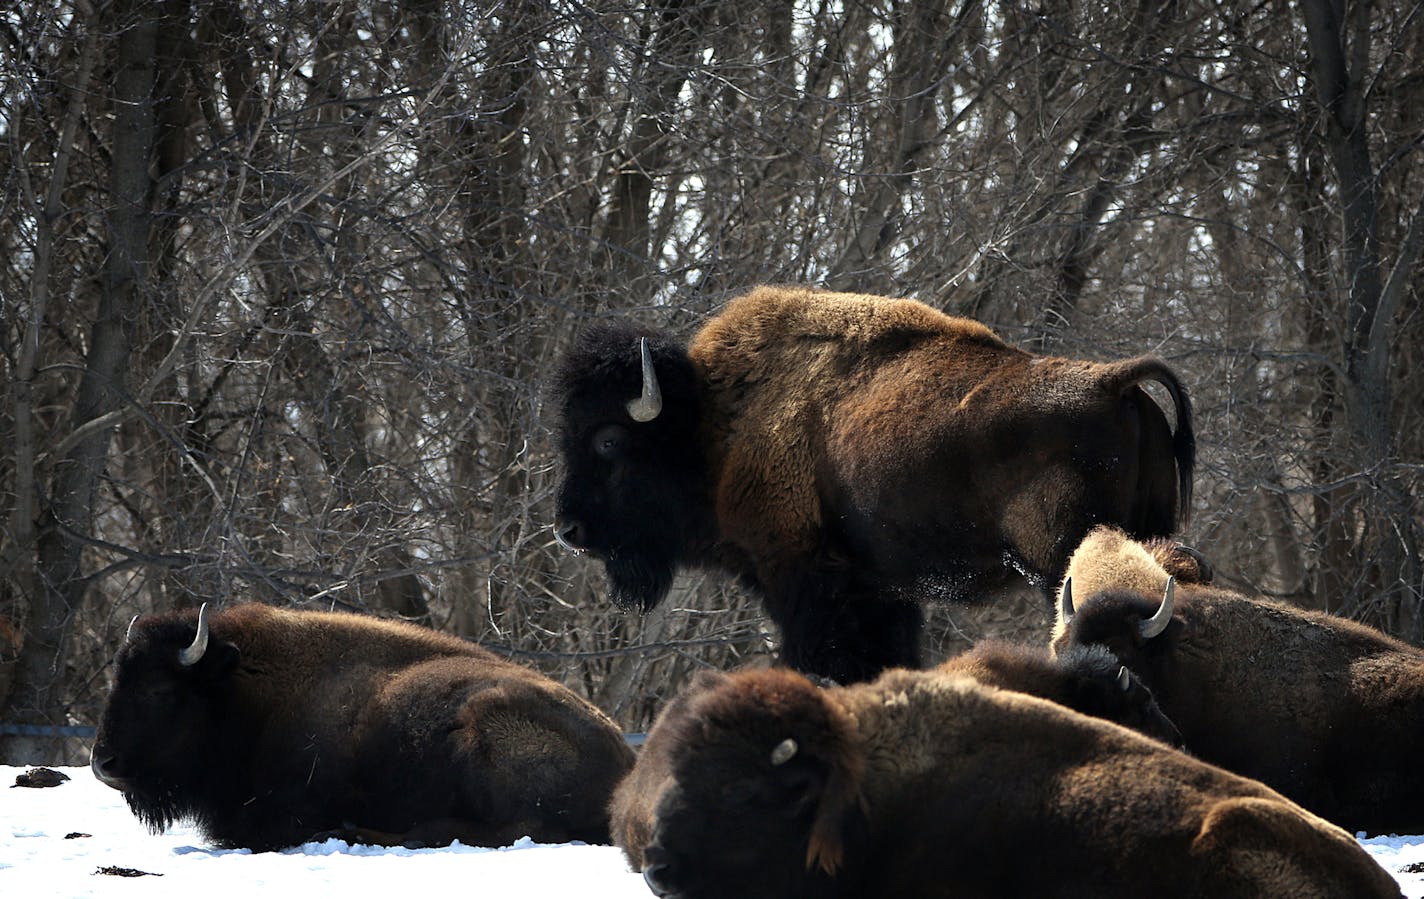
[1107,357,1195,528]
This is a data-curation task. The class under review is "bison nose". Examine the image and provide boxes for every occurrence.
[90,745,125,790]
[643,863,676,897]
[642,845,681,897]
[553,519,588,553]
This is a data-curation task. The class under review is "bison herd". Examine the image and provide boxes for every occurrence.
[89,287,1416,897]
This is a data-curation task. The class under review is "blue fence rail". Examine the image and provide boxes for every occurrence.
[0,724,96,738]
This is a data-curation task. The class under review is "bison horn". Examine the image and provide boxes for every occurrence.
[1058,577,1075,622]
[124,615,140,642]
[625,337,663,423]
[770,738,798,766]
[1139,576,1176,640]
[178,603,211,667]
[1116,666,1131,692]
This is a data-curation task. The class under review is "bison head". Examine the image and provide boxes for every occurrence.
[552,323,713,611]
[91,604,241,834]
[1052,576,1181,688]
[640,669,863,899]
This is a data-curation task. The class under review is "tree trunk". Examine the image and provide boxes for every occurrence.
[3,0,157,763]
[0,1,101,740]
[1301,0,1418,626]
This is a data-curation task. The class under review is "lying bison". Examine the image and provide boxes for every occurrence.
[610,648,1180,875]
[553,286,1194,682]
[1053,526,1424,835]
[626,666,1399,899]
[90,603,635,851]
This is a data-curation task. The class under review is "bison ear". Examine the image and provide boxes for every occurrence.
[796,743,862,877]
[769,752,828,818]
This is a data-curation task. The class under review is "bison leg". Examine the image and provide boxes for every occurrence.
[770,582,923,684]
[404,816,564,848]
[306,824,425,849]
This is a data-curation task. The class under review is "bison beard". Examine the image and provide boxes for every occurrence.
[124,777,205,838]
[605,545,678,613]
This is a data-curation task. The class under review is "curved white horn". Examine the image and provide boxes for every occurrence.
[178,603,211,667]
[124,615,140,642]
[1058,577,1075,623]
[1116,666,1131,692]
[625,337,663,423]
[1139,576,1176,640]
[770,738,798,766]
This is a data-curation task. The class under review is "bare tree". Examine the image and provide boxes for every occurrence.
[1,0,1419,763]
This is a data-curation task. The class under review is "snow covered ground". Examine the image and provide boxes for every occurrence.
[1,766,647,898]
[4,765,1424,898]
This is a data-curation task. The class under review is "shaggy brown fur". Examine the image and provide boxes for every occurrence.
[555,286,1194,682]
[1053,526,1424,834]
[937,639,1183,746]
[691,287,1191,590]
[1142,536,1214,584]
[92,603,634,850]
[632,667,1399,899]
[608,669,729,871]
[610,646,1181,875]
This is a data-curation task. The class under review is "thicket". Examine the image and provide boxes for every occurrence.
[2,0,1420,763]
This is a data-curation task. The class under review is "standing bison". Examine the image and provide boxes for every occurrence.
[554,286,1194,682]
[90,603,635,851]
[626,666,1399,899]
[1052,525,1424,835]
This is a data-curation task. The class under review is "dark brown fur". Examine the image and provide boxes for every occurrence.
[1053,526,1424,835]
[609,669,731,871]
[633,667,1399,899]
[610,647,1182,876]
[938,639,1183,746]
[555,287,1194,683]
[91,604,635,850]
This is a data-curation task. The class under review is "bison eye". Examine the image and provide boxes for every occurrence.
[591,424,630,461]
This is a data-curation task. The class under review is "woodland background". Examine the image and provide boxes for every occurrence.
[1,0,1420,764]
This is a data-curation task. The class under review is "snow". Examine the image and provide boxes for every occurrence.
[0,767,648,898]
[4,765,1424,898]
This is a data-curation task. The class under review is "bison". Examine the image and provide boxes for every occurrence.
[609,648,1181,875]
[1052,525,1424,835]
[90,603,635,851]
[627,666,1400,899]
[553,286,1194,682]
